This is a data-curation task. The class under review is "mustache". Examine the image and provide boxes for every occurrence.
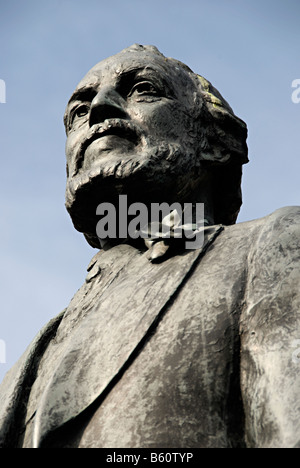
[73,119,145,175]
[66,140,185,205]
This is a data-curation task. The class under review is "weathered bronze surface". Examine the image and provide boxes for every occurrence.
[0,45,299,448]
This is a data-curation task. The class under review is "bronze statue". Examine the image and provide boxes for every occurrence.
[0,44,299,448]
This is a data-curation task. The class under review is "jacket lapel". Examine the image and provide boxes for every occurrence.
[33,226,223,447]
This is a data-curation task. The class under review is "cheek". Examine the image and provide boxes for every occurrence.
[65,135,76,168]
[130,102,192,141]
[65,130,84,177]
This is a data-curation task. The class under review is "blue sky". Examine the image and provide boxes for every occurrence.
[0,0,299,382]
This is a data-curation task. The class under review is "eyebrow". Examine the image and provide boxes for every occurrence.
[65,65,174,120]
[121,66,167,82]
[67,86,97,107]
[119,66,175,97]
[64,86,98,130]
[65,66,157,104]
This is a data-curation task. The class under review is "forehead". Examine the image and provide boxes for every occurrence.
[72,49,195,98]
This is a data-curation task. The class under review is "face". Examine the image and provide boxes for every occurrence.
[64,46,205,242]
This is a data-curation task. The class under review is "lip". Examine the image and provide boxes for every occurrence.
[74,118,142,173]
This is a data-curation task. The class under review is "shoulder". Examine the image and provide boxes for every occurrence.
[241,206,300,282]
[261,205,300,229]
[0,310,65,447]
[228,206,300,247]
[0,310,65,394]
[215,206,300,250]
[220,206,300,270]
[255,206,300,249]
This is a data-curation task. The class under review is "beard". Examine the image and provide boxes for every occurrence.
[65,139,202,248]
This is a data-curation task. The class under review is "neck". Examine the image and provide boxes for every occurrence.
[175,171,215,226]
[98,178,215,251]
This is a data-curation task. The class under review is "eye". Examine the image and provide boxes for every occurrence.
[68,104,90,131]
[73,104,89,119]
[128,81,158,97]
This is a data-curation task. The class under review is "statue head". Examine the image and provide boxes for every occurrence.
[64,44,248,248]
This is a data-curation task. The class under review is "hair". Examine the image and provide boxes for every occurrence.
[190,72,248,225]
[126,44,249,225]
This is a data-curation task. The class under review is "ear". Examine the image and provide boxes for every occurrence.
[194,74,248,166]
[196,75,233,113]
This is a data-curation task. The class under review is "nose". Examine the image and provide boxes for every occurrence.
[89,86,128,127]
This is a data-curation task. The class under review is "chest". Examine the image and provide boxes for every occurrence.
[24,233,249,448]
[77,245,247,448]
